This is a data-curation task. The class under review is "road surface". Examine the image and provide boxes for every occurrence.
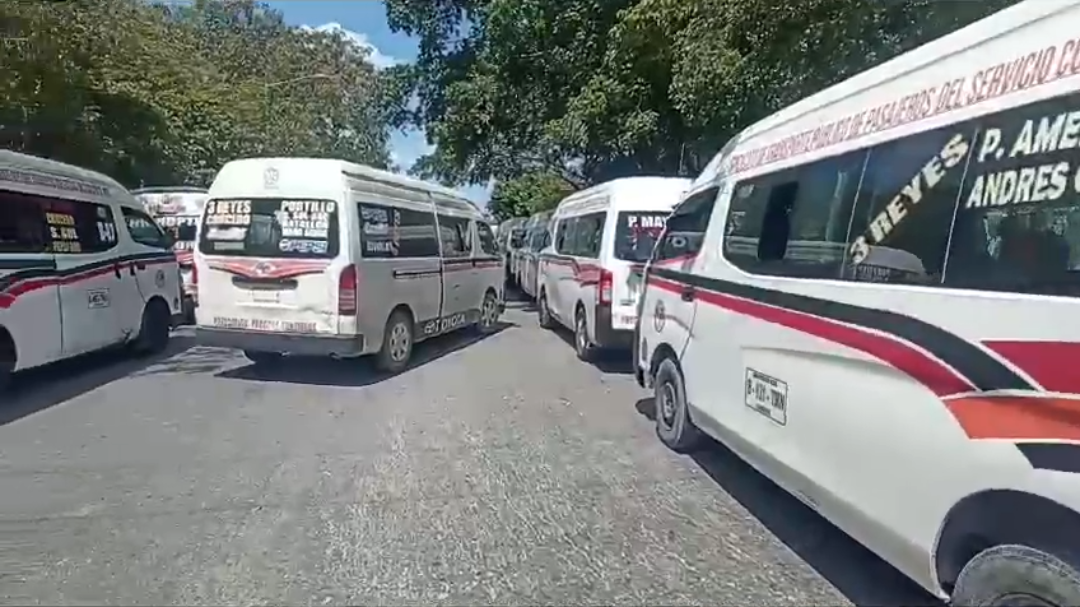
[0,303,938,606]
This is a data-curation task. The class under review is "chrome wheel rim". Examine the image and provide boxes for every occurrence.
[389,323,410,361]
[482,296,497,326]
[658,381,677,427]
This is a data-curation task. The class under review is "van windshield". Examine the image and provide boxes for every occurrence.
[198,197,339,258]
[156,214,199,252]
[615,211,669,262]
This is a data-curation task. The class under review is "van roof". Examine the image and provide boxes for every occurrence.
[131,186,208,194]
[0,149,144,208]
[556,176,691,214]
[693,0,1052,185]
[213,157,485,215]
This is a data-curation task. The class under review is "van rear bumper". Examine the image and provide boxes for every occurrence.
[593,305,634,349]
[196,327,366,357]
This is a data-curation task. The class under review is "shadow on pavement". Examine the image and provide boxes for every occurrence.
[634,396,943,607]
[553,330,635,375]
[214,321,516,387]
[503,288,536,312]
[1,333,196,427]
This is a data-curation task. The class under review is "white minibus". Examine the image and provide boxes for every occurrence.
[0,151,183,390]
[635,0,1080,604]
[538,177,689,359]
[134,186,208,322]
[194,158,504,373]
[514,210,553,299]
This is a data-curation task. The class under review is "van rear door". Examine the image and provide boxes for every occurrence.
[197,198,343,335]
[609,210,668,331]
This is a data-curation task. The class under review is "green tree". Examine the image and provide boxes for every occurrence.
[488,170,575,222]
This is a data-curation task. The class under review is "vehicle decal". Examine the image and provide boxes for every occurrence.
[646,268,1080,474]
[648,268,1031,395]
[981,341,1080,394]
[0,252,176,309]
[539,253,601,285]
[205,258,329,280]
[415,309,480,338]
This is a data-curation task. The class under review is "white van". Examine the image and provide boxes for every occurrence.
[635,1,1080,604]
[537,177,689,359]
[0,151,183,390]
[133,186,209,322]
[517,210,554,299]
[194,158,504,373]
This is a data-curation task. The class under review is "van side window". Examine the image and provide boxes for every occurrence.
[725,150,865,278]
[569,212,605,258]
[477,222,498,256]
[37,197,119,254]
[554,219,570,254]
[655,186,717,262]
[438,214,471,257]
[942,92,1080,294]
[122,207,172,249]
[844,125,973,285]
[0,190,49,253]
[359,204,440,258]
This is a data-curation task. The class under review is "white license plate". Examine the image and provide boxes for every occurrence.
[251,289,280,303]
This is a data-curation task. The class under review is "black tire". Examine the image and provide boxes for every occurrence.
[376,309,413,374]
[654,357,704,453]
[573,308,594,361]
[951,544,1080,606]
[477,290,500,334]
[537,292,556,330]
[244,350,283,365]
[0,348,12,394]
[132,299,171,355]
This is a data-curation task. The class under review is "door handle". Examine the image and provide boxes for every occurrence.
[128,264,137,276]
[680,285,696,302]
[114,263,122,279]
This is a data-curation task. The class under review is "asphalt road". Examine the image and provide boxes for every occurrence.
[0,301,941,606]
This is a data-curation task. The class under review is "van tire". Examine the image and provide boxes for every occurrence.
[537,293,556,330]
[0,329,14,393]
[376,309,413,374]
[132,299,171,356]
[245,351,283,365]
[574,308,594,361]
[654,358,704,453]
[477,290,500,334]
[950,544,1080,606]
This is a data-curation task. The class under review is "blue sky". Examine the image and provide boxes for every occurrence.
[264,0,493,206]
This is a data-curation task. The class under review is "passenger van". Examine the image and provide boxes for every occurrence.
[0,151,183,390]
[515,211,553,299]
[497,217,527,285]
[194,158,504,373]
[134,186,208,321]
[538,177,689,359]
[634,1,1080,604]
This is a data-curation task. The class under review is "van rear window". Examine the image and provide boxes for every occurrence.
[198,198,339,258]
[615,211,669,262]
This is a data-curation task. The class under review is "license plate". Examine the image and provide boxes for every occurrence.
[251,289,280,303]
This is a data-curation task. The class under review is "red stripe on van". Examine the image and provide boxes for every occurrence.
[983,341,1080,394]
[206,259,329,280]
[647,275,971,396]
[0,257,175,309]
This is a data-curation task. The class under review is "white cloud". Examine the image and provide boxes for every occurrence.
[302,22,400,69]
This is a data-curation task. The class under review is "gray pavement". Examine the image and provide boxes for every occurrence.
[0,303,939,606]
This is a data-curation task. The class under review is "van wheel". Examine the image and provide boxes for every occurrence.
[574,309,594,361]
[478,290,500,334]
[951,544,1080,606]
[654,358,704,453]
[537,293,555,330]
[376,310,413,374]
[132,299,171,356]
[244,351,283,365]
[0,334,14,393]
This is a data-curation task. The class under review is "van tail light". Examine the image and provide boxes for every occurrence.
[338,264,358,315]
[599,268,613,306]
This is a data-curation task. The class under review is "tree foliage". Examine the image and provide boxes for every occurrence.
[0,0,395,187]
[385,0,1019,216]
[487,170,575,222]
